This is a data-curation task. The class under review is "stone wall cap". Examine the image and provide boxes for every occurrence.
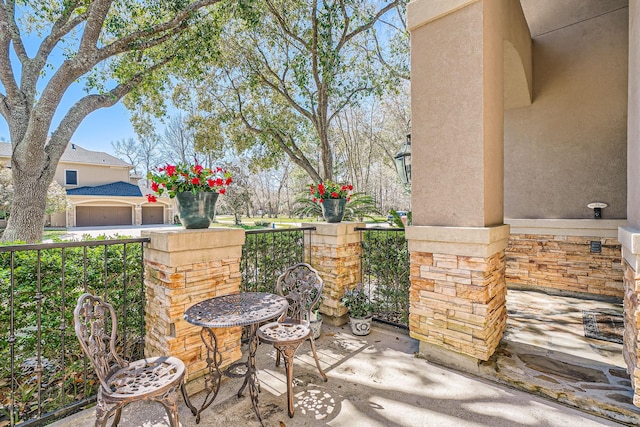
[507,218,626,235]
[406,224,509,245]
[302,222,365,236]
[143,228,245,253]
[618,226,640,255]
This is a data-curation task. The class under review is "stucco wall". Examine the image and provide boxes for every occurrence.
[504,6,628,219]
[629,0,640,229]
[54,161,131,188]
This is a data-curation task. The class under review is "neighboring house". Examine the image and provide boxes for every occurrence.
[0,142,173,227]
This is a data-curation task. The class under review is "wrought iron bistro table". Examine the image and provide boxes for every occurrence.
[183,292,288,425]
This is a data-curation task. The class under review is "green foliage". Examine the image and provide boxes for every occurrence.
[340,285,373,318]
[0,239,145,424]
[361,229,410,325]
[241,230,306,293]
[293,191,380,221]
[389,209,411,229]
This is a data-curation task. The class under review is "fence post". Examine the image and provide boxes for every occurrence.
[303,222,365,325]
[142,228,245,394]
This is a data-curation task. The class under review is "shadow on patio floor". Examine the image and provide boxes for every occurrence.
[51,289,639,427]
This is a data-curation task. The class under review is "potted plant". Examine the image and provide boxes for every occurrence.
[146,162,232,229]
[309,308,323,339]
[340,285,374,336]
[309,180,353,223]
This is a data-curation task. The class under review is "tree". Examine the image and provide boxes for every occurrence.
[180,0,406,184]
[0,0,230,243]
[0,165,68,219]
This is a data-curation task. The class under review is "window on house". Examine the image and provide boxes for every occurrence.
[65,170,78,186]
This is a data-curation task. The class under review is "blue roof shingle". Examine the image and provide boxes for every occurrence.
[66,181,142,197]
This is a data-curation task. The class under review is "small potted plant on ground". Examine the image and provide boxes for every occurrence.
[340,284,374,336]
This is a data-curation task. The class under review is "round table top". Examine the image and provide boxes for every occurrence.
[184,292,288,328]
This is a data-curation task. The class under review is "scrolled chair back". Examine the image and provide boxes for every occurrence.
[74,293,127,392]
[276,263,324,323]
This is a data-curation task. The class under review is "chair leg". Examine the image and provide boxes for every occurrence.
[275,342,303,418]
[155,387,180,427]
[276,348,281,367]
[111,408,122,427]
[309,335,328,382]
[94,399,119,427]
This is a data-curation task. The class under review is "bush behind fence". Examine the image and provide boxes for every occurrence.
[0,238,147,427]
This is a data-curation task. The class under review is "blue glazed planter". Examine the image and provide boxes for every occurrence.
[175,191,218,229]
[321,198,347,223]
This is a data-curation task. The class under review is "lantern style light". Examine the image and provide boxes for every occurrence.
[394,133,412,185]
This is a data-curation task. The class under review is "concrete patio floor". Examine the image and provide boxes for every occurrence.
[50,289,639,427]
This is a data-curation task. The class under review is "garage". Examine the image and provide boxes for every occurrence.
[142,206,164,224]
[76,206,132,227]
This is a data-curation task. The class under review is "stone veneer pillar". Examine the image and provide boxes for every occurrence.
[143,228,245,393]
[619,227,640,406]
[303,222,364,325]
[407,226,509,368]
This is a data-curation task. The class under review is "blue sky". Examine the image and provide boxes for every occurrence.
[0,91,138,156]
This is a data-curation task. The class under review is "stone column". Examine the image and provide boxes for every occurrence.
[303,222,364,325]
[619,228,640,406]
[407,0,509,367]
[143,228,245,393]
[623,0,640,407]
[407,226,509,368]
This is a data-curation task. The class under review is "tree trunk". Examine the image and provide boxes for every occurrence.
[3,167,50,243]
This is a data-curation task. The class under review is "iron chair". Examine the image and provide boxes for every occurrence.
[257,263,328,417]
[74,293,187,427]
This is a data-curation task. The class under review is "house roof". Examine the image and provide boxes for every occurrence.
[66,181,143,197]
[0,142,132,168]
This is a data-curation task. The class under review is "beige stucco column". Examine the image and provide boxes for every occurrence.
[134,204,142,226]
[407,0,509,366]
[143,228,245,394]
[622,0,640,408]
[303,222,364,326]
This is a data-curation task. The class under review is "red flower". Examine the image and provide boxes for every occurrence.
[313,197,317,202]
[225,177,233,185]
[219,188,226,195]
[193,164,204,174]
[319,198,324,203]
[191,177,200,185]
[151,182,159,192]
[165,165,176,176]
[215,178,224,186]
[331,191,339,198]
[347,184,353,191]
[318,183,325,194]
[207,179,215,188]
[146,194,157,203]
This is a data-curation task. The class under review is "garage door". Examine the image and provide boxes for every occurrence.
[142,206,164,224]
[76,206,132,227]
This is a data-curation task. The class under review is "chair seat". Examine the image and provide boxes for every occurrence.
[104,356,185,400]
[257,319,311,345]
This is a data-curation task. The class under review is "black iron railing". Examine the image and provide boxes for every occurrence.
[0,238,149,427]
[356,227,410,328]
[241,227,315,293]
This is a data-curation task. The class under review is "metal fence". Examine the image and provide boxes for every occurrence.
[0,238,149,427]
[241,227,315,293]
[357,227,410,328]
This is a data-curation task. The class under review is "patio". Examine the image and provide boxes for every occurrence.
[50,289,638,427]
